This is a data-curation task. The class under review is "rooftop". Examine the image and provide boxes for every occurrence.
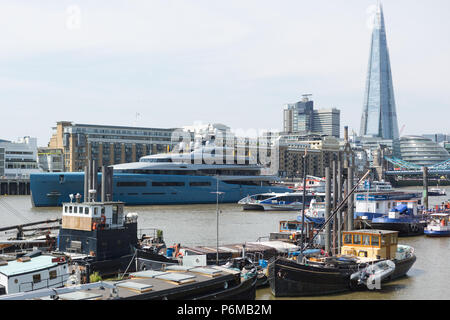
[0,255,57,277]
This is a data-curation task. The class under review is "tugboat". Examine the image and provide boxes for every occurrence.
[424,213,450,237]
[268,229,416,297]
[368,200,427,236]
[55,163,176,279]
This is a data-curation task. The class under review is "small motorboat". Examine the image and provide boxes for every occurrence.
[428,188,447,197]
[350,260,396,290]
[424,213,450,237]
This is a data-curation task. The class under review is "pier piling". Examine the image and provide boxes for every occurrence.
[423,166,429,211]
[332,159,338,255]
[325,167,331,254]
[347,166,354,230]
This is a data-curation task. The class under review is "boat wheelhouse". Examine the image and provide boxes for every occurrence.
[368,200,427,236]
[57,200,138,276]
[424,213,450,237]
[268,229,416,297]
[354,191,421,221]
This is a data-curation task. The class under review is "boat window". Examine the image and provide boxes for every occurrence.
[65,206,68,213]
[362,235,371,246]
[353,234,361,245]
[101,207,105,214]
[371,236,380,246]
[94,208,98,215]
[49,270,57,280]
[85,207,89,214]
[33,274,41,283]
[69,206,73,213]
[391,235,397,245]
[189,182,212,187]
[74,206,78,214]
[152,182,185,187]
[344,234,352,244]
[376,203,379,209]
[117,182,147,187]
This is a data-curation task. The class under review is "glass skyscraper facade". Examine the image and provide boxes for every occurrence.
[360,3,399,141]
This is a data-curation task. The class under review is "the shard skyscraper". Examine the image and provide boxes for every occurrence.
[360,3,399,141]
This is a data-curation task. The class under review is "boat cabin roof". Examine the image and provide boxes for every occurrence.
[344,229,399,236]
[63,201,125,207]
[0,255,59,277]
[430,213,450,217]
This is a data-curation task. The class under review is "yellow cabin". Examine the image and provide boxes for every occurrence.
[340,230,399,261]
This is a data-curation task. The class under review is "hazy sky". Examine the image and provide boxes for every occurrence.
[1,0,449,146]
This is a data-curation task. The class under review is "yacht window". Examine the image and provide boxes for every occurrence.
[94,208,98,215]
[190,182,212,187]
[117,182,146,187]
[74,206,78,214]
[101,207,105,214]
[65,206,68,213]
[69,206,73,213]
[152,182,185,187]
[353,234,361,245]
[85,207,89,214]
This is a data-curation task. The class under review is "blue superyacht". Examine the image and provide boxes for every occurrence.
[30,145,290,207]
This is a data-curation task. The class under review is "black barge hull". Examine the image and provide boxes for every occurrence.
[366,222,426,237]
[269,255,416,297]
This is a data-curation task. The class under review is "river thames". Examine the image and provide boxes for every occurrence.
[0,187,449,300]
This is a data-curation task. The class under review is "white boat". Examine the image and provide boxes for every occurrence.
[428,188,446,196]
[238,193,324,211]
[357,180,393,192]
[424,213,450,237]
[300,199,326,226]
[294,176,326,193]
[350,260,396,290]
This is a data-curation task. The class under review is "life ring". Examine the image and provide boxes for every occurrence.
[92,222,97,230]
[176,251,183,258]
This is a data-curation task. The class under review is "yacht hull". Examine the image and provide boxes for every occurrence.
[30,172,290,207]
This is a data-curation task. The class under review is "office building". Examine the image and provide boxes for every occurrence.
[0,137,39,179]
[283,96,340,138]
[359,3,399,141]
[48,122,179,172]
[312,109,340,138]
[37,148,64,172]
[400,136,450,167]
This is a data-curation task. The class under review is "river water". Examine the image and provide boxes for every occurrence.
[0,186,449,300]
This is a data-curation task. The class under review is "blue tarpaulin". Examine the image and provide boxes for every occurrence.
[394,204,408,213]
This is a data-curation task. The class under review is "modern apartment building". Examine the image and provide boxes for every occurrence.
[48,122,179,172]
